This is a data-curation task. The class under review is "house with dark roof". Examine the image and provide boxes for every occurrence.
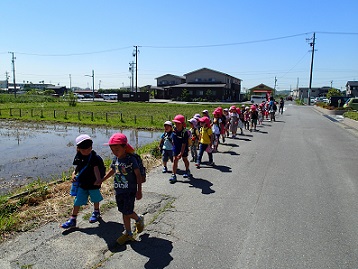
[248,84,275,99]
[292,86,331,99]
[154,74,186,99]
[155,68,242,101]
[346,81,358,97]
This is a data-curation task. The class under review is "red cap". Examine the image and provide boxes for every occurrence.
[172,114,186,127]
[105,133,134,153]
[199,116,211,126]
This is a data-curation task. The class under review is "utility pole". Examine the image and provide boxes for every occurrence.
[92,70,95,101]
[133,46,139,101]
[85,70,95,101]
[98,80,101,90]
[308,32,316,105]
[296,77,300,100]
[9,52,16,97]
[69,74,72,93]
[5,71,10,94]
[274,76,277,97]
[129,61,135,92]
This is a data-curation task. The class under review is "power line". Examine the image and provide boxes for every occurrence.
[14,46,132,57]
[141,32,313,49]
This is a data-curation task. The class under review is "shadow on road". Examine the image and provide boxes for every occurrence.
[176,176,215,194]
[62,219,126,253]
[131,233,173,269]
[221,150,240,156]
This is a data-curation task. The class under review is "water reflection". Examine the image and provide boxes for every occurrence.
[0,120,161,194]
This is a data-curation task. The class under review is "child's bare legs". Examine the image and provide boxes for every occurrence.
[172,156,179,175]
[183,157,189,171]
[122,212,139,233]
[71,205,80,216]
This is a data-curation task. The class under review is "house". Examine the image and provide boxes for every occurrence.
[156,68,242,101]
[155,74,185,99]
[248,84,275,99]
[346,81,358,97]
[292,86,331,99]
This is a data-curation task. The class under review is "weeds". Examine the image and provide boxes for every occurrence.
[0,145,161,242]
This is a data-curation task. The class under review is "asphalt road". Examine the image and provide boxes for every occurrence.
[1,103,358,269]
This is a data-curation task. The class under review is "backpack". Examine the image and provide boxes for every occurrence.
[96,154,106,179]
[127,153,147,183]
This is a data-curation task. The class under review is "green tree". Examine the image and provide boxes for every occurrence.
[326,88,342,99]
[181,89,190,101]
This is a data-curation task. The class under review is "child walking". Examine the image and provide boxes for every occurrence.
[101,133,144,245]
[196,116,214,168]
[188,118,200,163]
[159,121,174,173]
[170,114,191,184]
[61,134,105,229]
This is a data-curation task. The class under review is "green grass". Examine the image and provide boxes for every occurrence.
[344,111,358,121]
[0,94,244,129]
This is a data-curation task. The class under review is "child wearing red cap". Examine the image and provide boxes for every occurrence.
[101,133,144,245]
[170,114,191,183]
[228,106,239,138]
[196,116,214,168]
[250,105,258,131]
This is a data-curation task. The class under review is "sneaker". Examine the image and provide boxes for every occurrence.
[195,163,200,169]
[116,231,135,245]
[208,162,215,166]
[135,215,145,233]
[60,218,76,229]
[169,174,177,184]
[89,211,100,223]
[162,166,167,173]
[183,170,191,178]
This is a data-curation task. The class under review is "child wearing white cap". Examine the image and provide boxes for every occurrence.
[159,121,174,173]
[60,134,105,229]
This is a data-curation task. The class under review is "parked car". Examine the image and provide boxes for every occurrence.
[343,97,358,110]
[73,93,84,99]
[314,97,328,104]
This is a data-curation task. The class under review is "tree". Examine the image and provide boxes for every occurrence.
[326,88,342,99]
[181,89,190,101]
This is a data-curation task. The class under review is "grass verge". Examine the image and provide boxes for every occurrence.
[0,141,162,242]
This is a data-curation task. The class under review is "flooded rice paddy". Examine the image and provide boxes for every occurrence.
[0,120,161,195]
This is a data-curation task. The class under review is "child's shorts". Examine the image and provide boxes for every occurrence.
[74,187,103,206]
[173,147,189,158]
[115,192,136,215]
[162,149,173,162]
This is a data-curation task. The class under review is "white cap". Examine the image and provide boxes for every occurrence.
[75,134,91,145]
[164,121,172,126]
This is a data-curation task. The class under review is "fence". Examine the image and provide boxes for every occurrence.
[0,108,180,127]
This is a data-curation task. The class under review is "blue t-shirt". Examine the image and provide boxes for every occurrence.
[160,131,173,150]
[111,154,139,194]
[172,128,189,155]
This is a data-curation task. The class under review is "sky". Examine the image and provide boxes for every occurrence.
[1,0,358,92]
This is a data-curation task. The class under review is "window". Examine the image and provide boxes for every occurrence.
[198,90,204,96]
